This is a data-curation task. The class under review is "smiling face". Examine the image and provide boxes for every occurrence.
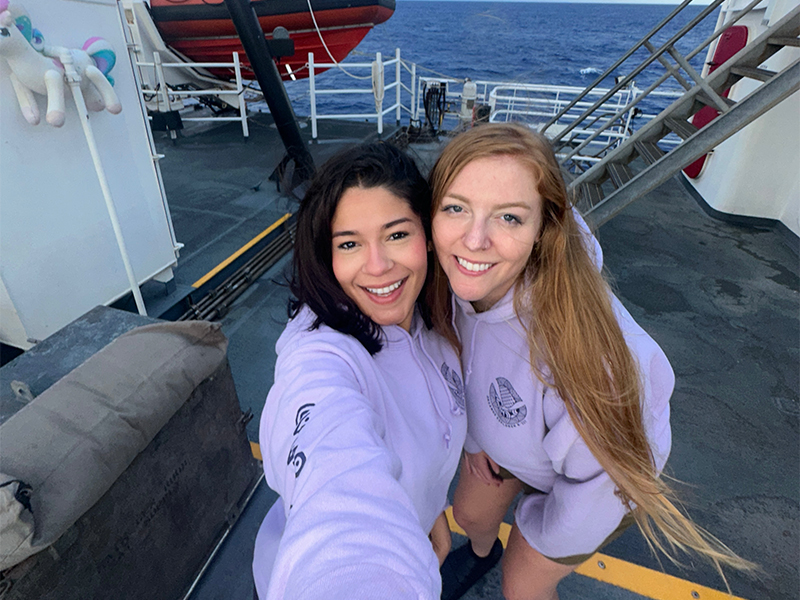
[331,186,429,332]
[432,155,543,312]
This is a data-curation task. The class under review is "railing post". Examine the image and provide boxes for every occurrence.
[309,52,317,140]
[153,51,172,112]
[411,63,417,122]
[622,87,636,144]
[233,52,249,137]
[396,48,401,124]
[375,51,383,136]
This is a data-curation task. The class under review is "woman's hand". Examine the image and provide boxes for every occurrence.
[429,511,452,566]
[464,450,503,487]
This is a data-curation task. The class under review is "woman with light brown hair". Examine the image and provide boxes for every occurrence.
[428,123,752,600]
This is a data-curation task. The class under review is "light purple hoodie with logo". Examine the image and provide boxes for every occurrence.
[454,212,674,559]
[252,307,467,599]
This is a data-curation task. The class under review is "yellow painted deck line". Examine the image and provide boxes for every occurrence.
[445,506,511,546]
[192,213,292,288]
[575,553,746,600]
[251,441,262,461]
[445,507,745,600]
[251,448,744,600]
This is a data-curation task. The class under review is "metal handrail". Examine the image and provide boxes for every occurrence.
[547,0,768,172]
[136,52,249,137]
[560,0,768,164]
[308,48,414,138]
[547,0,732,147]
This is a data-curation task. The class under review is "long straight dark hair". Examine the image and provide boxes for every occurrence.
[290,142,433,354]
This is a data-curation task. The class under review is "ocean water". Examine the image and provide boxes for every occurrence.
[280,1,720,123]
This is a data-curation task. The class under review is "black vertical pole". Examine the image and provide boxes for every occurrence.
[224,0,314,184]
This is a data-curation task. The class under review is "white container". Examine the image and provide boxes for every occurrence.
[0,0,180,349]
[460,79,477,121]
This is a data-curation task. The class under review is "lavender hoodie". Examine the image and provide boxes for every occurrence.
[454,215,674,559]
[252,307,467,600]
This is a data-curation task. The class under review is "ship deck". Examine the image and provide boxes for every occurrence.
[133,113,800,600]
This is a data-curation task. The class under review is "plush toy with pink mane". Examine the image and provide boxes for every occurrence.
[0,0,121,126]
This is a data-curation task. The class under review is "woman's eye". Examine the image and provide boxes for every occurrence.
[501,214,522,225]
[337,241,357,250]
[442,205,463,214]
[388,231,409,241]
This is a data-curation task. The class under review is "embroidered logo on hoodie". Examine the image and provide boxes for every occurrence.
[488,377,527,427]
[287,403,314,477]
[441,362,466,411]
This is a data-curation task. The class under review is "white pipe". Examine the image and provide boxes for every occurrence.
[374,51,383,135]
[61,52,147,316]
[309,52,317,139]
[411,62,416,121]
[153,52,172,112]
[395,48,401,124]
[233,52,249,138]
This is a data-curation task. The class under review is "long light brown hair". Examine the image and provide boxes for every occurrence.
[427,123,753,583]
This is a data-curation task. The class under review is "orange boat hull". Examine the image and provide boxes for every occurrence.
[149,0,395,80]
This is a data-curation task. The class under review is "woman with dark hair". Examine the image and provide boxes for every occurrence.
[428,124,752,600]
[252,143,466,600]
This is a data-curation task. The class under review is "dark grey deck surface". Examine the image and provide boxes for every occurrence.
[154,118,798,600]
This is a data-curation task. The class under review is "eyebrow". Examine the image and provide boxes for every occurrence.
[444,193,532,211]
[331,217,413,238]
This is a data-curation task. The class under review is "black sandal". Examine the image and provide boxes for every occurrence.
[440,538,503,600]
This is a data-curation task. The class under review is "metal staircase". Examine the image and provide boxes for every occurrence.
[540,0,800,227]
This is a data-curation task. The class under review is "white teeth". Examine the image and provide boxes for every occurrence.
[457,257,493,272]
[366,280,403,295]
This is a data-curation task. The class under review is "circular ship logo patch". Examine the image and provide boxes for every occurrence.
[488,377,527,427]
[441,363,466,411]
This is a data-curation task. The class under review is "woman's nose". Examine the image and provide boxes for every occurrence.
[363,244,393,275]
[463,220,490,252]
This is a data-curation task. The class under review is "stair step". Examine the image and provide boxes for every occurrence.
[634,141,665,166]
[580,183,604,208]
[606,163,633,189]
[730,65,777,83]
[665,117,699,140]
[696,92,736,109]
[768,36,800,47]
[606,162,635,189]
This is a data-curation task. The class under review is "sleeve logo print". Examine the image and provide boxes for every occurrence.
[287,403,315,478]
[441,362,466,410]
[488,377,527,427]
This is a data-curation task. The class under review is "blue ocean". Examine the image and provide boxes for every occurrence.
[281,1,719,122]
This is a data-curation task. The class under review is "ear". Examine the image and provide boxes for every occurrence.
[0,11,13,27]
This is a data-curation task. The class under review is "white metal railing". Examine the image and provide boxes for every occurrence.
[302,52,688,160]
[135,52,249,137]
[491,83,640,161]
[308,49,416,139]
[412,76,684,163]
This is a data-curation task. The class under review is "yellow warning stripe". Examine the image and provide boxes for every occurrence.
[251,441,262,461]
[442,505,745,600]
[192,213,292,288]
[251,450,745,600]
[575,553,746,600]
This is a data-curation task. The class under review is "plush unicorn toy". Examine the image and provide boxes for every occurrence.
[0,0,121,126]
